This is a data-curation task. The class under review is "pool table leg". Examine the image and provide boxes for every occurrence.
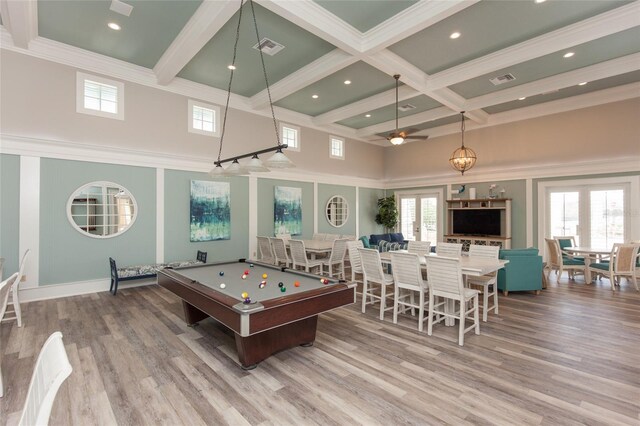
[234,316,318,369]
[182,301,208,325]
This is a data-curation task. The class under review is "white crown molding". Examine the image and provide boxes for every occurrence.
[154,0,239,85]
[465,53,640,111]
[250,49,356,109]
[355,106,453,137]
[426,2,640,91]
[385,156,640,189]
[0,134,385,188]
[256,0,363,54]
[313,85,419,126]
[361,0,479,53]
[0,0,37,49]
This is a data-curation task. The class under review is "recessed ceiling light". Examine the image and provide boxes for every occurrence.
[107,22,121,31]
[344,80,351,85]
[312,94,319,99]
[227,65,236,70]
[450,32,461,39]
[518,97,527,100]
[563,52,575,58]
[365,114,371,118]
[578,81,587,86]
[535,0,546,3]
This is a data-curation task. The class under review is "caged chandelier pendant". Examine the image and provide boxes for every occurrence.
[209,0,294,177]
[449,111,477,175]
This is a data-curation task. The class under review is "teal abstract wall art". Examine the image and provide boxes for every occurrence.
[190,180,231,241]
[274,186,302,236]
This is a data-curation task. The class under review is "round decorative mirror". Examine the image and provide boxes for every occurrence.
[66,181,138,238]
[326,195,349,228]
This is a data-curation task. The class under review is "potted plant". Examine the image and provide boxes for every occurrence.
[375,196,398,232]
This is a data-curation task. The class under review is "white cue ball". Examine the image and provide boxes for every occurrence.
[220,283,226,289]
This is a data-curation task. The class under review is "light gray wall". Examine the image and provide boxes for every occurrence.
[316,184,356,236]
[39,158,156,285]
[1,154,20,279]
[0,50,385,180]
[164,170,249,264]
[256,178,314,238]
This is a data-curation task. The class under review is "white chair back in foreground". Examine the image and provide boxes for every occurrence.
[467,244,500,321]
[359,248,394,321]
[390,251,429,331]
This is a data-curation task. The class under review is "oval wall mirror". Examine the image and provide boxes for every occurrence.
[326,195,349,228]
[66,181,138,239]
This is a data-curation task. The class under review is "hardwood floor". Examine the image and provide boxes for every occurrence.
[2,275,639,425]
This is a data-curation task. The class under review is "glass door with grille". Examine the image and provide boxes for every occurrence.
[399,193,440,244]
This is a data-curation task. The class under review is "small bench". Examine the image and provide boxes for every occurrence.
[109,251,207,295]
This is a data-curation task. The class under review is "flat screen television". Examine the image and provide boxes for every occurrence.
[452,209,501,236]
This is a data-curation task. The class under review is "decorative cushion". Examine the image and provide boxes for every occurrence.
[557,239,573,251]
[499,248,538,258]
[369,234,390,246]
[590,262,610,271]
[389,232,405,243]
[562,258,585,266]
[378,240,390,252]
[359,236,371,249]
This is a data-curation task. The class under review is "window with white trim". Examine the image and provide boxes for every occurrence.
[280,123,300,151]
[329,136,344,159]
[188,100,220,137]
[76,72,124,120]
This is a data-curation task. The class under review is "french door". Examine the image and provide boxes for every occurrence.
[547,184,627,247]
[398,193,440,243]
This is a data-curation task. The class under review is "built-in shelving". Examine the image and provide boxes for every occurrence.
[445,198,511,251]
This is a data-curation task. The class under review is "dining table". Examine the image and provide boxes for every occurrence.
[564,246,611,283]
[285,239,334,260]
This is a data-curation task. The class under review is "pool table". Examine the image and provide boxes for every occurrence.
[157,259,355,369]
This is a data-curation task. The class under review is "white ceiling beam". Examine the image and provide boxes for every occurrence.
[250,49,357,109]
[355,106,454,137]
[362,0,479,53]
[465,53,640,111]
[154,0,239,85]
[0,0,38,49]
[313,85,419,125]
[256,0,363,55]
[426,1,640,91]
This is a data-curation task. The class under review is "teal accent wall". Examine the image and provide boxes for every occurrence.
[39,159,156,285]
[358,187,385,238]
[0,154,20,280]
[164,171,249,263]
[257,178,314,238]
[317,183,356,235]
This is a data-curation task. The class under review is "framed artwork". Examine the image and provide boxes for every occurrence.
[190,180,230,241]
[274,186,302,236]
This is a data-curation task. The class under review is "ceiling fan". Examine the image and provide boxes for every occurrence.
[385,74,429,145]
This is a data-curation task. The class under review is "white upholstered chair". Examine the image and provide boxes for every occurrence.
[436,242,463,257]
[466,245,500,321]
[257,236,275,264]
[589,243,639,291]
[0,272,19,398]
[390,251,429,331]
[359,248,394,321]
[407,240,431,258]
[17,331,73,426]
[426,256,480,346]
[289,239,323,274]
[270,237,291,268]
[3,249,30,327]
[320,238,348,279]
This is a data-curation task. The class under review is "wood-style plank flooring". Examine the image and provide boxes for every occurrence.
[1,275,639,425]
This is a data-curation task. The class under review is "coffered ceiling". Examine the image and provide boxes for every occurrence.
[1,0,638,146]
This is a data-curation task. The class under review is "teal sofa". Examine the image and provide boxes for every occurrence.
[497,248,543,295]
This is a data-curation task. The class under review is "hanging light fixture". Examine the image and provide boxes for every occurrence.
[449,111,477,175]
[208,0,293,178]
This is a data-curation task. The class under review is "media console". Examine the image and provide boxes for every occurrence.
[445,198,511,251]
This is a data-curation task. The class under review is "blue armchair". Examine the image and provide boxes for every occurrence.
[497,248,543,296]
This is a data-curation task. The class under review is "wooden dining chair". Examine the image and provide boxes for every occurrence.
[0,272,19,397]
[467,245,500,321]
[390,251,429,331]
[589,243,639,291]
[359,248,394,321]
[426,256,479,346]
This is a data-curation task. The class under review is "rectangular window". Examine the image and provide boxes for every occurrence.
[280,123,300,151]
[188,100,220,137]
[330,136,344,159]
[76,72,124,120]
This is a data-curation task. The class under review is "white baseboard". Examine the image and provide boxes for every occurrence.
[19,277,156,303]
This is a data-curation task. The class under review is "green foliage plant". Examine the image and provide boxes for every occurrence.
[375,196,398,232]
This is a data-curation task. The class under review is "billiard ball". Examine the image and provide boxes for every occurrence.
[241,291,249,299]
[242,274,247,280]
[258,282,266,289]
[244,269,250,275]
[219,283,226,289]
[262,273,268,279]
[219,271,224,276]
[243,297,251,304]
[278,282,284,288]
[280,287,286,293]
[294,281,300,287]
[322,279,329,285]
[250,264,254,267]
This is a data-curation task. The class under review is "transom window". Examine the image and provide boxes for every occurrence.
[330,136,344,159]
[280,123,300,151]
[76,72,124,120]
[188,100,220,137]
